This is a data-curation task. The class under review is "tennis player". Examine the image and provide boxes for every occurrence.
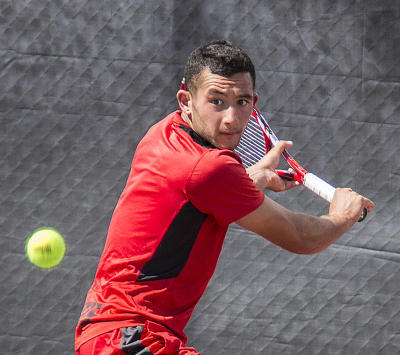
[75,40,374,354]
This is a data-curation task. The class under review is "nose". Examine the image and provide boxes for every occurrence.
[222,106,239,126]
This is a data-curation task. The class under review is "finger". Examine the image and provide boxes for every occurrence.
[267,140,292,157]
[273,140,293,154]
[259,142,289,166]
[355,195,374,221]
[284,179,300,190]
[363,198,375,213]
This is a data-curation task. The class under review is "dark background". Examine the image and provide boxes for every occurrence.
[1,1,399,354]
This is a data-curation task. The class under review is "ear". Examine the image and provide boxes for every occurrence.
[253,93,258,107]
[176,89,192,119]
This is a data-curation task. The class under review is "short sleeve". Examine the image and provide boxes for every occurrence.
[186,150,265,226]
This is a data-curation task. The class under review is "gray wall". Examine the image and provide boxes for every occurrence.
[1,1,399,354]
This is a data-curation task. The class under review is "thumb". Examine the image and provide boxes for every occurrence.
[258,140,293,170]
[270,140,293,156]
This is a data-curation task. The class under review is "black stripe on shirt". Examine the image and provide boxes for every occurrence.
[120,326,152,354]
[137,201,207,282]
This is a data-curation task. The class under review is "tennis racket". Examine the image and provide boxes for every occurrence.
[179,79,366,222]
[234,106,367,222]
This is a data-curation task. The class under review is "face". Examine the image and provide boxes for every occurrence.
[179,69,258,150]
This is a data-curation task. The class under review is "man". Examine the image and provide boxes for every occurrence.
[75,40,374,354]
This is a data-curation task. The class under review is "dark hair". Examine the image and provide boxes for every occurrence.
[183,40,256,92]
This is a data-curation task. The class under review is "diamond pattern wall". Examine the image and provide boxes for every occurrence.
[1,1,399,354]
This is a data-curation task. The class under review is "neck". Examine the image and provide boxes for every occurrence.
[180,110,193,128]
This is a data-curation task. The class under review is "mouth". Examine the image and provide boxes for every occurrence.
[219,130,241,136]
[216,131,242,149]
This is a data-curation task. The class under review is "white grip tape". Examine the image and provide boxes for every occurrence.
[303,173,336,202]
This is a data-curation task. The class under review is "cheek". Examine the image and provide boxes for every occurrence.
[194,106,220,131]
[233,110,250,131]
[199,117,219,139]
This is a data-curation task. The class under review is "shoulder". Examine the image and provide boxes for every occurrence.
[142,111,212,153]
[187,149,264,225]
[187,148,251,196]
[192,149,243,178]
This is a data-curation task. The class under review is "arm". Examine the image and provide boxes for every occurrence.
[236,191,371,254]
[239,141,375,254]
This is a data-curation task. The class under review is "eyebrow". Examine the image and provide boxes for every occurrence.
[209,89,253,99]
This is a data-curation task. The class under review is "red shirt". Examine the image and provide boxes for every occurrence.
[75,111,264,350]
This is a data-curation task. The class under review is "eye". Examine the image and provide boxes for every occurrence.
[238,99,250,106]
[210,98,223,105]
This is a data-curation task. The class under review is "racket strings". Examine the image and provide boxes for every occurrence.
[235,116,269,168]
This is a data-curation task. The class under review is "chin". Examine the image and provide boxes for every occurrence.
[216,142,238,151]
[213,132,242,150]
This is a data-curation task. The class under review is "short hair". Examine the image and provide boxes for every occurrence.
[183,40,256,93]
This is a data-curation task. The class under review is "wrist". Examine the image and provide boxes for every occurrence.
[322,213,354,233]
[246,165,266,190]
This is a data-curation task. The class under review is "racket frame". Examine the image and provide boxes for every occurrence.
[180,78,366,221]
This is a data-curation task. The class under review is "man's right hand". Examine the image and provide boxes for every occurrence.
[329,188,375,225]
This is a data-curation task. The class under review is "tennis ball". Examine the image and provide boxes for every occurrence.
[25,227,66,269]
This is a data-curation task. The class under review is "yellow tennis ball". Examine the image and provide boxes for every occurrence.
[25,227,66,269]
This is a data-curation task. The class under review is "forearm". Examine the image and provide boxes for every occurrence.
[237,197,354,255]
[287,212,353,254]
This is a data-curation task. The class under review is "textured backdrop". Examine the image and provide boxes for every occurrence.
[1,1,399,354]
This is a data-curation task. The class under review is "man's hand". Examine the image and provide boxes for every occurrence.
[329,188,375,225]
[246,140,300,191]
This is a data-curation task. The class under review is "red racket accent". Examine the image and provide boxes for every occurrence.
[179,78,366,221]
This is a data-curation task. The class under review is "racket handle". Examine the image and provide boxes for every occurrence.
[358,208,367,222]
[303,173,335,202]
[303,173,367,223]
